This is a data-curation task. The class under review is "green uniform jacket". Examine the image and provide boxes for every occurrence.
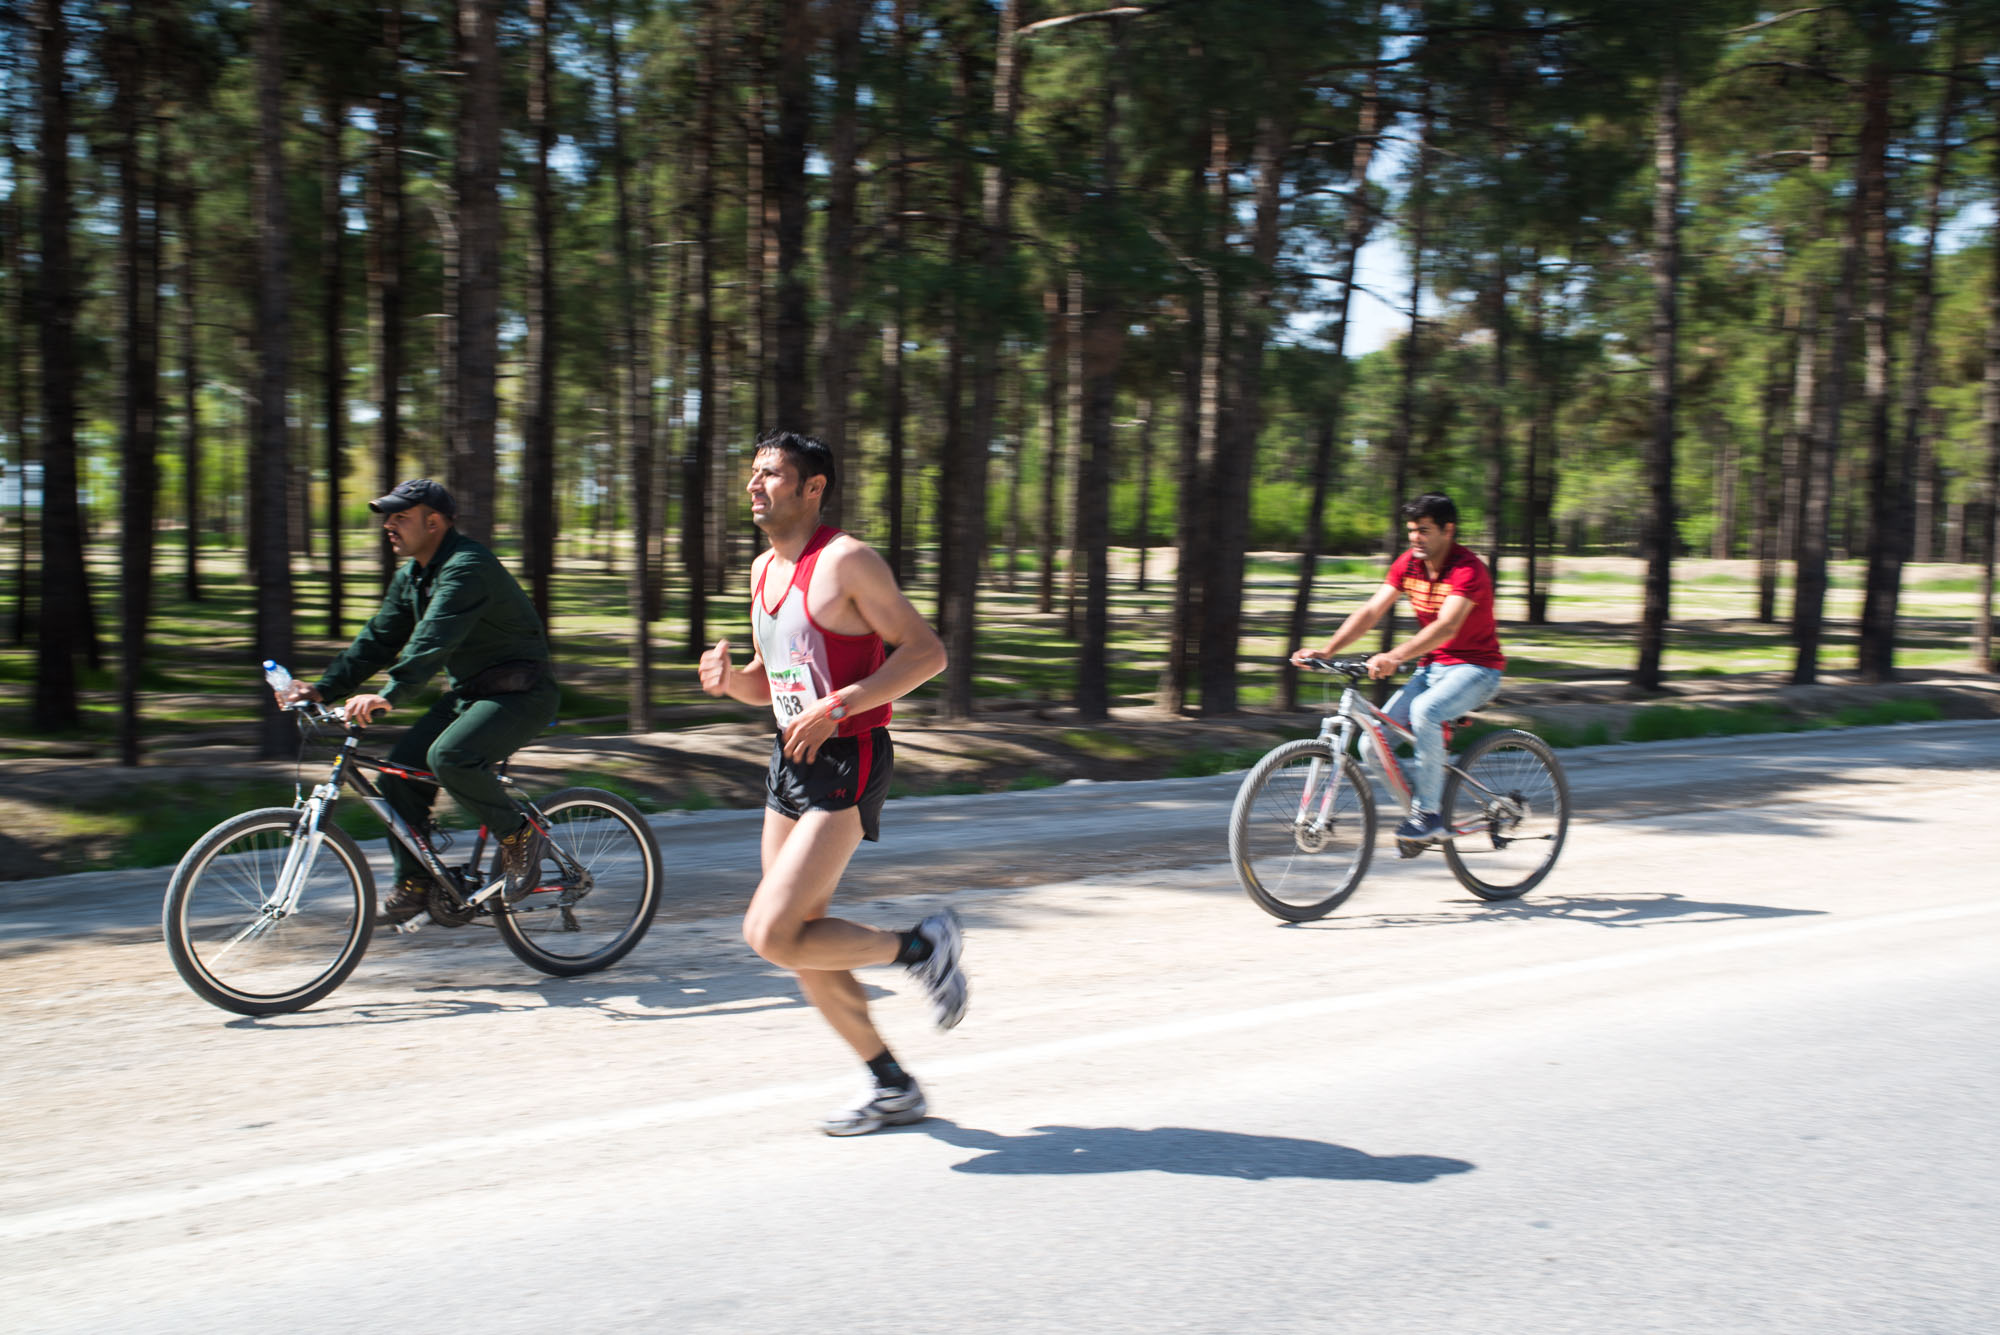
[315,528,550,707]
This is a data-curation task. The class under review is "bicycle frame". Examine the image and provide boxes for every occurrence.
[1300,663,1522,838]
[274,705,562,922]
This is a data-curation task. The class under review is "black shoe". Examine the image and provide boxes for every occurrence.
[1394,809,1449,843]
[375,877,434,927]
[496,819,548,900]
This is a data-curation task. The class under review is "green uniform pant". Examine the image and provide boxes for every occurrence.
[376,678,559,885]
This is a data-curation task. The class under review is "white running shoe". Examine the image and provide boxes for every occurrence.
[908,907,968,1030]
[821,1080,927,1136]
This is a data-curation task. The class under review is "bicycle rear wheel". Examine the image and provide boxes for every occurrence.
[163,808,375,1015]
[1441,730,1570,900]
[495,788,663,976]
[1229,739,1376,922]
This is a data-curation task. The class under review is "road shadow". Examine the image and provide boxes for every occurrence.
[224,965,888,1030]
[917,1119,1474,1183]
[1300,889,1825,933]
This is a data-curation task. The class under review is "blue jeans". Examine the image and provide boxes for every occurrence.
[1384,661,1503,813]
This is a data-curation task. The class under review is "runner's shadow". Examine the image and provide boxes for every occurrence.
[920,1120,1474,1182]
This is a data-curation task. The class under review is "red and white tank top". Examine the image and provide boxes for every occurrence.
[752,525,890,738]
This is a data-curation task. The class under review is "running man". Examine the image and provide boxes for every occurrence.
[1292,491,1506,843]
[698,430,962,1136]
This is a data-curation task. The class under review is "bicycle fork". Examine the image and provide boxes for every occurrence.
[1291,721,1354,848]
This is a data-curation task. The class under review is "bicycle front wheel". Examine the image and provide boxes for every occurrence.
[163,808,375,1015]
[495,788,663,976]
[1442,730,1570,900]
[1229,739,1376,922]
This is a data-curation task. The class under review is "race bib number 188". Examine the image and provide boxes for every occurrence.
[768,662,819,731]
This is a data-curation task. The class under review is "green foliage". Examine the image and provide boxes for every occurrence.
[1622,702,1811,744]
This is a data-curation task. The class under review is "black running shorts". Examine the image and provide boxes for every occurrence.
[765,728,893,842]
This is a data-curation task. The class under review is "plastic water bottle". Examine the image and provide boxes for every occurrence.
[263,660,294,694]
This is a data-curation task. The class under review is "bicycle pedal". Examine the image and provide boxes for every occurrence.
[1396,839,1426,860]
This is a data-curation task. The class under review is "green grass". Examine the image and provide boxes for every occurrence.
[1059,729,1150,761]
[1534,718,1615,748]
[1622,702,1812,744]
[552,769,665,813]
[1830,698,1945,728]
[1167,745,1270,778]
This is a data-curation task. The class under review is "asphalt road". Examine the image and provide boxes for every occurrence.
[4,721,1997,1333]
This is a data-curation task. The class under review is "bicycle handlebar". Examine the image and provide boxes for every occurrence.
[283,698,363,731]
[1294,657,1383,680]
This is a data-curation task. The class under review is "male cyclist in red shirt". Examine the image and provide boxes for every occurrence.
[1292,492,1506,843]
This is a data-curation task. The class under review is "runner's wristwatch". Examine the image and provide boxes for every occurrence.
[828,691,848,721]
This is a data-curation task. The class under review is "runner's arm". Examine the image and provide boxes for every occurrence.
[1293,581,1399,663]
[830,545,947,715]
[700,638,772,706]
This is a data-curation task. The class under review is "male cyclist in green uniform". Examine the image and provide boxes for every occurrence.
[271,480,558,925]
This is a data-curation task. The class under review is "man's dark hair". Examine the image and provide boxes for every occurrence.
[1400,492,1458,529]
[754,429,836,501]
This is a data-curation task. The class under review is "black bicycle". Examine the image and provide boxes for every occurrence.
[164,698,664,1015]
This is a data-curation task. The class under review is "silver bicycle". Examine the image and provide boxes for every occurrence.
[1229,658,1569,921]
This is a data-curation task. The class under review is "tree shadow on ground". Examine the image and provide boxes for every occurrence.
[916,1119,1475,1183]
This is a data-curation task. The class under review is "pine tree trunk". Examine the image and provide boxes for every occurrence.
[32,0,86,730]
[450,0,501,541]
[1855,36,1901,684]
[1793,137,1865,686]
[682,0,720,656]
[881,3,913,582]
[743,0,769,441]
[1634,67,1681,693]
[370,3,405,581]
[773,0,811,430]
[1976,66,2000,672]
[115,11,161,766]
[7,104,36,641]
[819,0,864,530]
[1754,290,1793,623]
[177,168,201,603]
[522,0,558,628]
[607,5,652,727]
[1133,395,1153,594]
[321,81,347,641]
[1868,23,1955,675]
[1040,281,1065,618]
[251,0,295,757]
[1075,21,1125,722]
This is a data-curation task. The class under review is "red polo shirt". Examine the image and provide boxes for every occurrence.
[1386,543,1505,670]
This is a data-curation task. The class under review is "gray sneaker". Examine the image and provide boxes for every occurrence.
[908,907,968,1030]
[822,1080,927,1136]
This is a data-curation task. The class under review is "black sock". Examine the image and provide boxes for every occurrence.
[866,1049,911,1090]
[894,928,934,966]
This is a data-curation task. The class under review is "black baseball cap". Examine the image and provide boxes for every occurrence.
[369,478,456,519]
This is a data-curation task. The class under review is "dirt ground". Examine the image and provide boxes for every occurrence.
[4,668,1998,882]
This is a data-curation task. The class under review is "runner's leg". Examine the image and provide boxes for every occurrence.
[745,805,901,1059]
